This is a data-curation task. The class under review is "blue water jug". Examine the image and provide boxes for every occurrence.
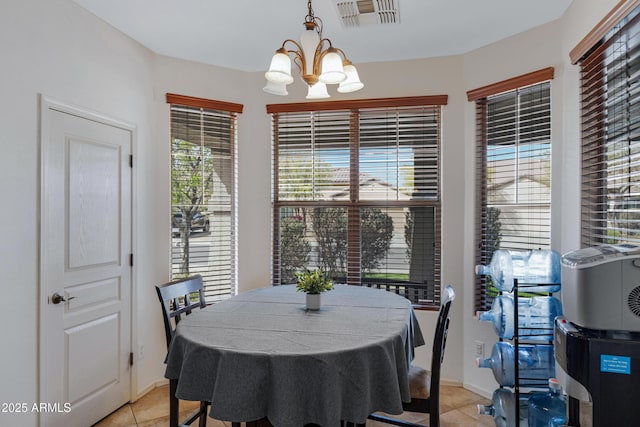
[476,342,555,387]
[477,388,529,427]
[475,249,561,292]
[528,378,567,427]
[476,295,562,340]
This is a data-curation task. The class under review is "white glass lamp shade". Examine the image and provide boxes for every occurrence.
[318,49,346,84]
[337,64,364,93]
[300,28,321,76]
[265,50,294,84]
[263,80,288,96]
[306,82,330,99]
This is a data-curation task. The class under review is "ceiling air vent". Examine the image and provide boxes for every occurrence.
[334,0,399,28]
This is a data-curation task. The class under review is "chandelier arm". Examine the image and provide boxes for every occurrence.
[332,47,350,62]
[292,55,304,76]
[312,44,324,77]
[314,16,323,36]
[281,39,307,74]
[312,38,335,76]
[281,38,304,54]
[318,37,334,48]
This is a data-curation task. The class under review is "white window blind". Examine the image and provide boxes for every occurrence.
[473,80,552,310]
[359,108,440,201]
[271,99,444,306]
[276,110,351,201]
[579,5,640,246]
[169,100,239,302]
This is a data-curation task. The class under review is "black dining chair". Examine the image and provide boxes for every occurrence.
[156,275,212,427]
[367,284,456,427]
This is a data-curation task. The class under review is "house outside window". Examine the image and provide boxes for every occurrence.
[468,71,553,310]
[269,96,447,307]
[167,94,243,302]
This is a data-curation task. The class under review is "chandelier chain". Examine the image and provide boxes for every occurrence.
[305,0,323,35]
[305,0,314,22]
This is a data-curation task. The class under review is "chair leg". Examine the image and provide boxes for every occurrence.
[169,379,179,427]
[429,411,439,427]
[198,401,208,427]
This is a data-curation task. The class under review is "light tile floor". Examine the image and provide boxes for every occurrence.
[94,384,495,427]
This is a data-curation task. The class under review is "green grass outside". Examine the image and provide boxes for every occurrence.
[362,272,410,281]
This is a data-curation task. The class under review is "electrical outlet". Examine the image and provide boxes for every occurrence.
[138,344,144,360]
[474,341,484,358]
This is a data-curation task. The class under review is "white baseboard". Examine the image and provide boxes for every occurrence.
[133,378,169,402]
[462,382,493,399]
[440,378,463,387]
[441,378,493,400]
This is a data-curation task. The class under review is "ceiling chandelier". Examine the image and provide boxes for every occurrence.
[263,0,364,99]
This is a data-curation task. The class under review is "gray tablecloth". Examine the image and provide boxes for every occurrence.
[164,284,425,427]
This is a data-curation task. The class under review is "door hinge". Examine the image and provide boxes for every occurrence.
[129,154,133,168]
[129,253,134,267]
[129,352,134,367]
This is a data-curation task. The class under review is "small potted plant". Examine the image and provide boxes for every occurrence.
[295,268,334,310]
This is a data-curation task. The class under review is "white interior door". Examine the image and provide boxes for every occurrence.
[39,98,132,427]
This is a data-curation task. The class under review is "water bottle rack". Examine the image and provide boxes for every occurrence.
[508,278,555,426]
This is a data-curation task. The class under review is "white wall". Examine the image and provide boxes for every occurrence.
[461,18,567,395]
[0,0,156,424]
[0,0,626,424]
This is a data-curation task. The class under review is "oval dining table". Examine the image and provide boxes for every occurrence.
[164,284,425,427]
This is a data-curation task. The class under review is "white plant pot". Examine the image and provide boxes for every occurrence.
[306,293,321,311]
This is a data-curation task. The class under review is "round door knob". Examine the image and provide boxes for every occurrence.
[51,292,75,304]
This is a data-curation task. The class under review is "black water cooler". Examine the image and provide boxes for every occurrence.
[556,245,640,427]
[555,317,640,426]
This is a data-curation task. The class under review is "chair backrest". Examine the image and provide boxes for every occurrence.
[155,274,206,349]
[429,285,455,404]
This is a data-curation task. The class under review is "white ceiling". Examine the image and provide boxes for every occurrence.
[73,0,574,72]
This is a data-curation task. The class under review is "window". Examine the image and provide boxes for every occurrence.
[468,69,554,310]
[268,96,447,307]
[574,2,640,246]
[167,93,243,302]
